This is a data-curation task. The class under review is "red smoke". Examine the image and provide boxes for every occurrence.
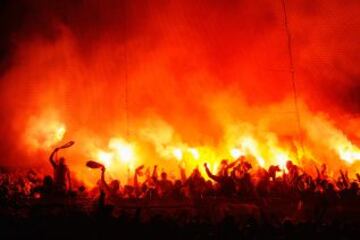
[0,0,359,184]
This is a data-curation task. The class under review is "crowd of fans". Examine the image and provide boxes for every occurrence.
[94,158,360,204]
[1,149,360,239]
[2,157,360,204]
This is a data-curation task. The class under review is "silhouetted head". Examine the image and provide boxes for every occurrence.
[78,186,86,192]
[59,157,66,165]
[350,182,358,191]
[141,183,148,192]
[110,180,120,192]
[321,163,327,171]
[326,182,334,191]
[174,180,182,188]
[221,159,228,165]
[243,162,252,170]
[269,165,281,174]
[286,160,293,170]
[124,185,134,194]
[43,175,53,187]
[192,168,201,178]
[161,172,167,180]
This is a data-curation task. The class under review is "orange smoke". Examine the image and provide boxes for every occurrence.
[24,110,66,151]
[0,0,359,186]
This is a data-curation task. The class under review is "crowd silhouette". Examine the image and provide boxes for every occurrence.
[1,152,360,239]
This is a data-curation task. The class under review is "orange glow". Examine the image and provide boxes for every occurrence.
[85,138,136,183]
[305,114,360,166]
[1,1,358,186]
[24,112,66,150]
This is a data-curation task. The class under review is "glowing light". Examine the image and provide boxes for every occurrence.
[275,152,288,170]
[240,137,265,167]
[109,138,134,164]
[230,148,242,159]
[97,150,113,168]
[119,146,133,163]
[173,148,183,161]
[55,126,66,142]
[306,114,360,165]
[338,145,360,164]
[212,162,219,173]
[188,148,199,160]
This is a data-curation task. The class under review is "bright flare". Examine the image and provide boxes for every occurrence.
[275,152,288,170]
[173,148,183,161]
[338,145,360,164]
[55,126,66,142]
[97,150,113,168]
[230,148,242,159]
[189,148,199,160]
[109,138,135,164]
[240,137,265,167]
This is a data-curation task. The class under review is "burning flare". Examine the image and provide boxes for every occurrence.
[173,148,183,161]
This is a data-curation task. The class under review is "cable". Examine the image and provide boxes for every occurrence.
[281,0,305,158]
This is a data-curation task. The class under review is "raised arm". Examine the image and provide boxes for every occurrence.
[340,169,349,188]
[315,165,321,180]
[227,159,240,170]
[204,163,221,182]
[100,167,110,193]
[152,165,158,182]
[67,168,72,191]
[230,168,237,180]
[49,148,59,168]
[178,164,187,183]
[134,165,144,196]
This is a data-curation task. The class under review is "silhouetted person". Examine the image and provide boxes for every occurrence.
[31,175,54,198]
[204,163,236,197]
[171,179,185,200]
[134,165,144,197]
[285,160,299,187]
[186,168,206,199]
[268,165,281,181]
[100,166,120,200]
[157,172,173,198]
[49,147,71,193]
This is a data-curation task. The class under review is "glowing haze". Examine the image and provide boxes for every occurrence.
[0,0,359,185]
